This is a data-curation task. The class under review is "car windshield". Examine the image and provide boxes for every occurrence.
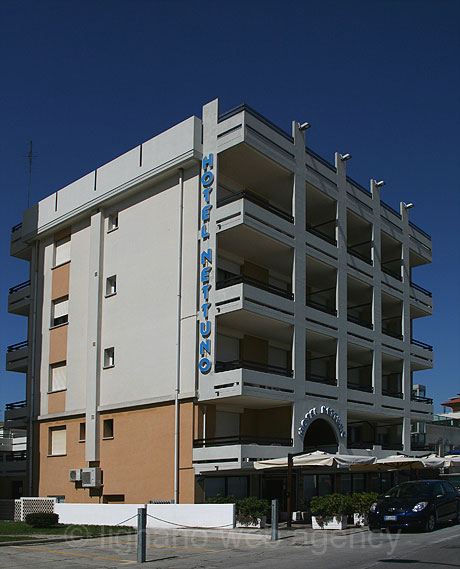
[384,482,432,499]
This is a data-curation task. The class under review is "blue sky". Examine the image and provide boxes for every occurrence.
[0,0,459,418]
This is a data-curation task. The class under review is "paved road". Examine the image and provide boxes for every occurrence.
[1,523,459,568]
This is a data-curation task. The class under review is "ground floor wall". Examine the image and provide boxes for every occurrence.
[37,400,195,504]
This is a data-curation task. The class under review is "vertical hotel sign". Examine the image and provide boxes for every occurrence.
[198,154,214,374]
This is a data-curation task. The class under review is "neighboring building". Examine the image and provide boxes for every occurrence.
[0,419,26,499]
[6,99,434,505]
[442,395,460,414]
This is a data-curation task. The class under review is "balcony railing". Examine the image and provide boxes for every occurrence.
[217,190,294,223]
[9,280,31,295]
[306,298,337,316]
[381,443,404,451]
[347,383,374,393]
[3,451,27,462]
[347,441,374,450]
[382,266,402,281]
[193,435,293,448]
[411,339,433,351]
[411,392,433,405]
[409,221,431,241]
[5,400,27,410]
[215,359,293,377]
[306,221,337,246]
[382,389,404,399]
[216,274,293,300]
[306,373,337,386]
[7,341,28,353]
[382,327,403,340]
[410,281,432,298]
[11,222,22,233]
[347,242,373,265]
[347,314,373,329]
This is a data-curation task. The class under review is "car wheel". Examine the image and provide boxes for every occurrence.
[424,513,436,532]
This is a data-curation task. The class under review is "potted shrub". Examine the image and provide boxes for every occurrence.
[351,492,378,526]
[235,497,270,528]
[310,494,353,530]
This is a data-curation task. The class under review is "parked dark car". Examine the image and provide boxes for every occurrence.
[368,480,460,532]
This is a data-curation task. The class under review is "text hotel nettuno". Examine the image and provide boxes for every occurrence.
[198,154,214,374]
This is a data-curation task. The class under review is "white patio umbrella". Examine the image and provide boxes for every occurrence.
[373,455,426,470]
[253,450,376,470]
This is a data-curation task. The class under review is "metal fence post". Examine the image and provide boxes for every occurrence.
[137,507,147,563]
[271,499,279,541]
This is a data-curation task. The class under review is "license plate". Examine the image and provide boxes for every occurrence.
[384,515,397,521]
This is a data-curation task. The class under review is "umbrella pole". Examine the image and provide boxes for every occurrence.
[287,453,293,528]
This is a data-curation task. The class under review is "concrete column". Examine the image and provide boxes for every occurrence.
[292,121,307,452]
[85,211,104,463]
[371,180,382,398]
[400,202,413,450]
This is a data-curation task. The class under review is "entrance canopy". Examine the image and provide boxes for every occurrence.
[253,450,376,470]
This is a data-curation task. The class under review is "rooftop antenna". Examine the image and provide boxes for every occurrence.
[25,140,36,208]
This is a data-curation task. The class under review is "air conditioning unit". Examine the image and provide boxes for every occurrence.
[69,469,82,482]
[81,467,102,488]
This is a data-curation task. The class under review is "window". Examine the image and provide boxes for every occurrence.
[108,213,118,232]
[79,422,86,442]
[54,237,71,266]
[48,495,66,503]
[106,275,117,297]
[103,419,114,439]
[52,296,69,327]
[104,347,115,368]
[49,427,66,456]
[49,362,67,392]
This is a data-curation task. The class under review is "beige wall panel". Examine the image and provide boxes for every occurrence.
[48,391,66,415]
[49,325,68,364]
[38,418,94,502]
[51,263,70,300]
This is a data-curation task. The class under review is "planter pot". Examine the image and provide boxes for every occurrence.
[312,515,347,530]
[236,515,266,529]
[353,513,368,527]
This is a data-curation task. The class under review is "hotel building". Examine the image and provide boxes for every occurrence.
[6,99,434,505]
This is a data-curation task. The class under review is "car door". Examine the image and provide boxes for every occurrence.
[441,481,458,520]
[432,482,448,520]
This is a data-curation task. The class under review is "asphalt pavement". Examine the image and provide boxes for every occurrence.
[0,522,459,568]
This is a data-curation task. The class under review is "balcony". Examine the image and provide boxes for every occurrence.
[217,274,293,300]
[410,281,432,298]
[306,256,337,316]
[306,184,337,246]
[215,359,292,377]
[347,276,373,330]
[347,342,373,393]
[8,280,31,316]
[307,221,337,246]
[193,435,292,448]
[306,373,337,387]
[347,210,373,266]
[411,338,433,352]
[347,313,373,329]
[217,190,293,223]
[0,435,13,452]
[382,389,403,399]
[5,400,28,428]
[6,341,29,373]
[348,381,374,393]
[0,452,27,476]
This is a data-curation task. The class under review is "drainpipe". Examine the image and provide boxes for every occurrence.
[174,169,184,504]
[28,241,39,495]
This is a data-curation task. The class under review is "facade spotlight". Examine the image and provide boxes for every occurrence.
[404,202,414,209]
[375,180,386,188]
[298,122,311,131]
[340,153,352,161]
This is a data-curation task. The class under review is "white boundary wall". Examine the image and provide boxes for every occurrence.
[54,503,235,529]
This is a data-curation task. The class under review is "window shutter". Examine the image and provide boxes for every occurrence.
[54,298,69,318]
[51,363,67,391]
[55,238,70,265]
[51,428,66,455]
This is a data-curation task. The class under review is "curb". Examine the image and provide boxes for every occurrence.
[0,530,137,547]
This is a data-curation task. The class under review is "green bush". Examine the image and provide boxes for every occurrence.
[350,492,379,516]
[205,495,236,504]
[235,496,270,523]
[310,494,353,517]
[25,513,59,528]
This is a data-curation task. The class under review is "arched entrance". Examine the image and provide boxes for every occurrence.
[303,418,339,453]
